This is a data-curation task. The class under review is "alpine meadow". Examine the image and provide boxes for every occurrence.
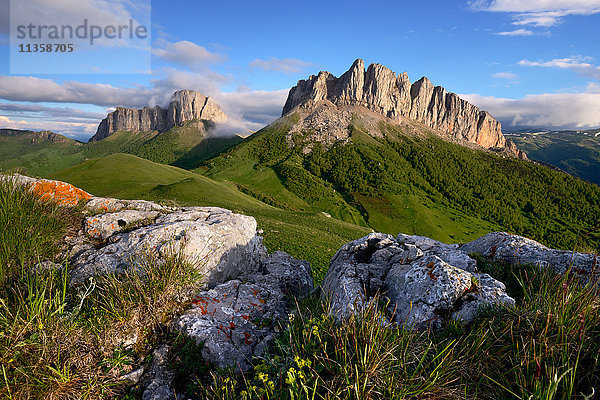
[1,1,600,399]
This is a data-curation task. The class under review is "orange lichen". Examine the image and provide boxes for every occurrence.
[29,179,91,207]
[425,261,438,282]
[243,332,252,345]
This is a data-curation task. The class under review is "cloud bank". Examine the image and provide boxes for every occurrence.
[519,57,600,80]
[462,91,600,130]
[471,0,600,32]
[249,57,313,74]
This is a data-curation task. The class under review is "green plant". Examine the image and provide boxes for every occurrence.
[0,177,77,284]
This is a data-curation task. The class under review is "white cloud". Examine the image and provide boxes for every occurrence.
[519,57,600,80]
[0,76,155,107]
[213,89,288,134]
[0,102,104,121]
[492,72,519,80]
[470,0,600,27]
[462,91,600,129]
[0,71,290,139]
[0,115,96,140]
[153,40,224,69]
[249,57,312,74]
[496,28,533,36]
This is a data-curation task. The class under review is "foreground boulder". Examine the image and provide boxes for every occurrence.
[321,233,514,329]
[461,232,599,282]
[1,173,91,206]
[174,252,312,371]
[5,173,313,394]
[322,231,599,329]
[71,205,265,287]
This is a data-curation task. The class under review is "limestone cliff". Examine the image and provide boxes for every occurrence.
[90,90,227,142]
[283,59,522,155]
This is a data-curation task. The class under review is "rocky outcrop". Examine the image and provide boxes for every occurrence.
[283,59,519,154]
[321,230,599,329]
[70,206,266,288]
[461,232,599,281]
[6,173,313,381]
[1,173,91,206]
[321,233,514,330]
[174,251,312,371]
[90,90,227,141]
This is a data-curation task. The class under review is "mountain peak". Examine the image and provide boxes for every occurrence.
[282,60,523,156]
[90,90,227,142]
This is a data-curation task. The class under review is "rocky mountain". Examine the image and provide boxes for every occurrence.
[283,59,525,158]
[0,128,81,145]
[90,90,227,141]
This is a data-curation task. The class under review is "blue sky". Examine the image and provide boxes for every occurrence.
[1,0,599,140]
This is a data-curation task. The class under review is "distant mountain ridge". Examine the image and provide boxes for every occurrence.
[509,129,600,186]
[0,128,81,145]
[0,92,238,175]
[283,59,525,158]
[90,90,227,141]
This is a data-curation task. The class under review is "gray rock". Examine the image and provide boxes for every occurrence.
[322,233,425,319]
[141,345,175,400]
[173,252,313,371]
[281,59,523,157]
[321,233,514,328]
[120,367,144,384]
[397,233,477,273]
[384,256,513,330]
[451,273,514,323]
[70,207,266,287]
[460,232,600,281]
[91,90,227,141]
[85,197,167,213]
[84,210,160,240]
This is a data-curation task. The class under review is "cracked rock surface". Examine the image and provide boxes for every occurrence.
[460,232,599,282]
[70,206,266,287]
[174,251,313,371]
[321,233,514,329]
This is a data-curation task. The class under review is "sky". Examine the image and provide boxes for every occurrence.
[0,0,599,141]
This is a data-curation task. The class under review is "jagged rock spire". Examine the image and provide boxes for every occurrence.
[91,90,227,142]
[282,59,507,150]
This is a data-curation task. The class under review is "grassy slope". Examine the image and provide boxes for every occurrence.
[202,116,500,244]
[510,130,600,186]
[0,125,243,178]
[201,115,600,252]
[0,132,85,177]
[51,153,370,281]
[4,159,600,400]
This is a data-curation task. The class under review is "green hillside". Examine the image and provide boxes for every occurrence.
[509,129,600,186]
[51,153,370,281]
[202,113,600,252]
[0,129,86,176]
[0,125,244,178]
